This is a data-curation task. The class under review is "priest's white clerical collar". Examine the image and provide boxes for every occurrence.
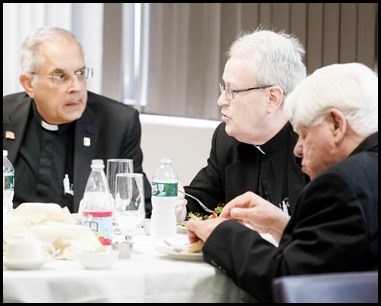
[32,101,59,131]
[41,120,59,131]
[254,144,266,155]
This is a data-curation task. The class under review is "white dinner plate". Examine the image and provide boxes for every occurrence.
[3,258,48,270]
[156,245,203,261]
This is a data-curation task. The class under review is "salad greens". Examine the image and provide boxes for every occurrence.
[187,203,225,220]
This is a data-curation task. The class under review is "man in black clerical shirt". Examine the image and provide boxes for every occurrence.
[175,28,309,222]
[3,26,152,217]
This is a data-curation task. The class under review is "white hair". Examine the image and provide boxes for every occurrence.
[227,27,306,97]
[284,62,378,137]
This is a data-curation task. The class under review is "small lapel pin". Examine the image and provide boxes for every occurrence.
[83,137,91,147]
[5,131,15,140]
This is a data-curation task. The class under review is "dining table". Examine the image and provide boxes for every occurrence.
[3,230,241,303]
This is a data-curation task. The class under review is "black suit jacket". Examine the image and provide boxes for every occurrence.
[184,121,309,215]
[3,91,152,216]
[202,132,378,302]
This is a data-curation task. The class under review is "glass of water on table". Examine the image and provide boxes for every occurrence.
[114,173,145,242]
[106,159,134,234]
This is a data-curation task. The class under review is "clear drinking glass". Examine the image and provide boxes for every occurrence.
[114,173,145,242]
[106,159,134,235]
[106,159,134,201]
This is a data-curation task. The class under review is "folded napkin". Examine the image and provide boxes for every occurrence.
[3,203,102,259]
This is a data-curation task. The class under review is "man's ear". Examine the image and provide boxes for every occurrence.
[329,109,347,143]
[267,86,285,113]
[19,74,35,98]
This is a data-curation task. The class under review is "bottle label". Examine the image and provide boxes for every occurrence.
[152,182,178,197]
[82,211,113,245]
[3,174,14,190]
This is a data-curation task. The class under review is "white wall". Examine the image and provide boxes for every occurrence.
[140,114,220,186]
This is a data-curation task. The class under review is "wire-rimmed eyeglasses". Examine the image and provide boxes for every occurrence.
[31,67,94,86]
[219,83,273,100]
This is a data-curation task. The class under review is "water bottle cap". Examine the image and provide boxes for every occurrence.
[160,157,172,164]
[3,150,8,157]
[91,159,104,168]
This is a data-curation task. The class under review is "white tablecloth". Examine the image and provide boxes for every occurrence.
[3,233,240,303]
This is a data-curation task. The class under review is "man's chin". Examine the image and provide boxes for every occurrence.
[224,124,235,137]
[63,110,84,123]
[302,167,313,179]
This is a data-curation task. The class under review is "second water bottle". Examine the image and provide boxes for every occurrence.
[150,158,178,239]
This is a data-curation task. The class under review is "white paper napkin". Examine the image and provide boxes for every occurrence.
[3,203,102,259]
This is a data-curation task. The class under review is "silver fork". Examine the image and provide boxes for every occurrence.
[177,190,214,214]
[163,240,183,252]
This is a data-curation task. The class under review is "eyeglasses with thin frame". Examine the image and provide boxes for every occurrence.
[219,83,273,100]
[31,67,94,86]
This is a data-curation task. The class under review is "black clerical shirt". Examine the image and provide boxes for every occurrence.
[185,121,308,216]
[254,122,291,209]
[13,104,75,212]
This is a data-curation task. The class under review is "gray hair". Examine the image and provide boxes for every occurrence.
[227,27,306,97]
[20,26,83,73]
[284,62,378,137]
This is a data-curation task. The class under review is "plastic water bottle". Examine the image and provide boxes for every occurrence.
[150,157,178,239]
[3,150,15,217]
[79,159,114,245]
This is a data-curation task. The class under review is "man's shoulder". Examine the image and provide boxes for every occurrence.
[321,151,378,184]
[343,150,378,168]
[4,92,31,112]
[86,91,137,114]
[87,91,123,106]
[4,92,29,103]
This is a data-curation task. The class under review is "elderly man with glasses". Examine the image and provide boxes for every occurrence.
[176,28,310,224]
[3,26,152,217]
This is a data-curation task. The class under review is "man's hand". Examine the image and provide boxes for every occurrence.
[220,191,290,243]
[186,217,226,244]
